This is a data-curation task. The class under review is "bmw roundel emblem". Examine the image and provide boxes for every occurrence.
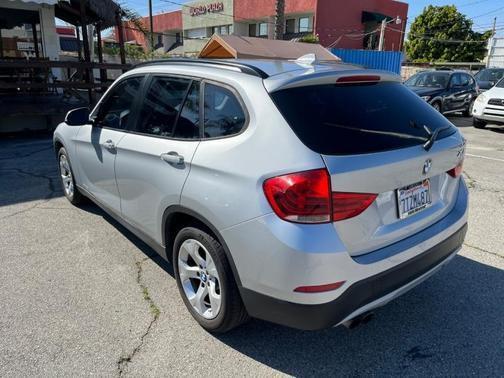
[423,159,432,175]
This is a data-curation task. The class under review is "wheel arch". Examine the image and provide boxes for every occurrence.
[162,205,243,287]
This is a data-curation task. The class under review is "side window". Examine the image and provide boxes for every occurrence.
[95,77,142,129]
[135,76,191,137]
[203,83,246,138]
[460,74,470,87]
[450,74,461,87]
[173,81,200,139]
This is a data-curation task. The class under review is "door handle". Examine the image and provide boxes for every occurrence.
[102,139,116,151]
[160,152,184,165]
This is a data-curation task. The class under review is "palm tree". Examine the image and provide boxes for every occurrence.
[274,0,285,40]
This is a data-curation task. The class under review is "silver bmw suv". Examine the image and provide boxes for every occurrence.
[54,59,468,333]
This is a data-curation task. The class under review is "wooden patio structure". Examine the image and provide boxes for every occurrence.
[0,0,132,104]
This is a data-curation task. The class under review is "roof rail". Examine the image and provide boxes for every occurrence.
[132,58,269,79]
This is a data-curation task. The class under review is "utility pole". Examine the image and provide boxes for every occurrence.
[149,0,154,52]
[487,17,497,68]
[274,0,285,40]
[378,18,386,51]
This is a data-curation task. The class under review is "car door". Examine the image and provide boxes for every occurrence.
[73,75,144,213]
[448,73,470,111]
[115,75,201,245]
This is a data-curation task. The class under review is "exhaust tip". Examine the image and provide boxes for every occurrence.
[343,311,375,330]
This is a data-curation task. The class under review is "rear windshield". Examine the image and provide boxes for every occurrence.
[270,82,457,155]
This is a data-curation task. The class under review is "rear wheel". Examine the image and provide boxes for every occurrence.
[473,117,487,129]
[58,147,83,205]
[173,226,248,333]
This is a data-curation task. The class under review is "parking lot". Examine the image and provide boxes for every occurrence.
[0,116,503,376]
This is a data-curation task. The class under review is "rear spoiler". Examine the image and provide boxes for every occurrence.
[264,70,402,93]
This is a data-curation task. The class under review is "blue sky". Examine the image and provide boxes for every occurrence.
[123,0,504,36]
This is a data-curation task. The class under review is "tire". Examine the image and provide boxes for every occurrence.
[58,147,83,205]
[473,118,486,129]
[463,100,474,117]
[173,226,249,333]
[432,101,442,113]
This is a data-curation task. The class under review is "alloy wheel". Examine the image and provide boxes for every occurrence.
[178,239,222,319]
[59,154,74,198]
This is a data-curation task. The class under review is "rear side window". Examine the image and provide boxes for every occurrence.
[203,83,246,138]
[173,81,200,139]
[135,76,191,137]
[270,82,456,155]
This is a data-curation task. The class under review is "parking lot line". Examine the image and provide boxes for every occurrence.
[466,153,504,163]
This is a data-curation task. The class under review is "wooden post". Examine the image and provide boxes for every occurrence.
[115,11,127,71]
[0,27,3,58]
[79,0,95,103]
[32,22,40,58]
[76,25,82,60]
[96,23,107,84]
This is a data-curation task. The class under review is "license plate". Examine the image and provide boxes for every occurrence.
[397,179,432,219]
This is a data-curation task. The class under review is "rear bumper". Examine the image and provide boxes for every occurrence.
[240,223,467,330]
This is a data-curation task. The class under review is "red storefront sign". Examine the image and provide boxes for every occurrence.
[190,2,224,16]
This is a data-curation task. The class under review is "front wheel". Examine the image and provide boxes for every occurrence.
[463,100,474,117]
[432,101,442,113]
[173,227,248,333]
[473,118,486,129]
[58,147,83,205]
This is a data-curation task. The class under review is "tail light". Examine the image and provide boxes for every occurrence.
[447,160,464,178]
[336,75,380,84]
[332,192,378,221]
[263,169,377,224]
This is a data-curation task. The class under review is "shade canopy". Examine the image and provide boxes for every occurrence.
[199,35,340,61]
[55,0,120,28]
[7,0,60,4]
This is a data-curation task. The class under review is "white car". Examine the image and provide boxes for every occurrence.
[472,78,504,128]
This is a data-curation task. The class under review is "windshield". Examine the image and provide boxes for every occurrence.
[405,72,450,88]
[496,78,504,88]
[271,81,457,155]
[475,69,504,82]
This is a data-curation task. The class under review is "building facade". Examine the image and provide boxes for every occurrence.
[118,0,408,56]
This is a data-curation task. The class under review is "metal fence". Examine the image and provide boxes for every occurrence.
[331,49,404,74]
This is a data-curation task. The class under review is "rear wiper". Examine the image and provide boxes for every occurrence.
[410,121,452,151]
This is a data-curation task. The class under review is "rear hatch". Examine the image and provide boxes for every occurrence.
[269,72,465,256]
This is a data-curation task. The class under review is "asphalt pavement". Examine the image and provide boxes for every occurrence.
[0,116,503,377]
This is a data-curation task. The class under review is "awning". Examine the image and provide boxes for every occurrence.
[361,11,393,24]
[7,0,60,5]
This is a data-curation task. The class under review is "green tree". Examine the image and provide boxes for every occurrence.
[405,5,492,62]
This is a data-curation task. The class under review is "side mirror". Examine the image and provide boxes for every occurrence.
[65,107,90,126]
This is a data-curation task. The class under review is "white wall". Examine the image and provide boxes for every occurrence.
[487,37,504,68]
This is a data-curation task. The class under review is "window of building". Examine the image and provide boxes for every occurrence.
[258,23,268,36]
[95,77,143,130]
[248,24,257,37]
[285,19,295,34]
[220,25,228,35]
[299,17,310,32]
[203,83,246,138]
[135,77,192,138]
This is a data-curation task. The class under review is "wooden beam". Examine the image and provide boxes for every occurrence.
[95,23,107,83]
[115,11,126,69]
[75,25,82,60]
[0,60,131,70]
[32,22,40,58]
[79,0,95,103]
[0,82,110,90]
[0,28,3,59]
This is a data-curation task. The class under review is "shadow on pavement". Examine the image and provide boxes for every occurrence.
[215,255,503,376]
